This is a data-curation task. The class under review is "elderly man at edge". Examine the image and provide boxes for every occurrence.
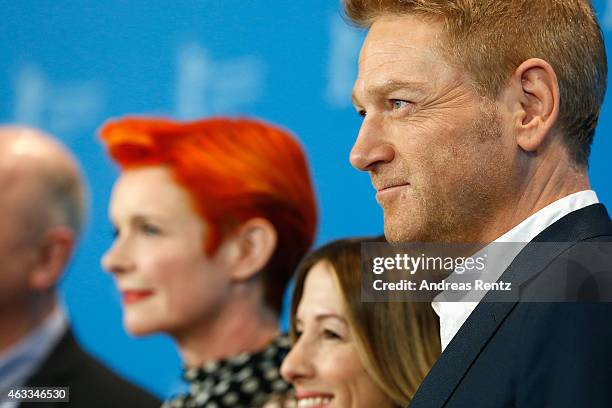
[0,127,159,408]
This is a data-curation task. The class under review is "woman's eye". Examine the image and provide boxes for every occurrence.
[357,109,367,118]
[141,223,161,236]
[323,329,342,340]
[112,227,119,238]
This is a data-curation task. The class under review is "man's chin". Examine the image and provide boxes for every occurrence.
[383,220,421,244]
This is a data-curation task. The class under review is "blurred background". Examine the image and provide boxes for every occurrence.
[1,0,611,399]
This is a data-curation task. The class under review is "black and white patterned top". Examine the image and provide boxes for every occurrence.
[162,335,292,408]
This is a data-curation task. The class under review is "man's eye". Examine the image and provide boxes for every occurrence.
[112,227,119,238]
[392,99,410,110]
[358,109,367,118]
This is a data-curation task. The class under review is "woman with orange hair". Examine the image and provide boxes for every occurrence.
[100,117,317,408]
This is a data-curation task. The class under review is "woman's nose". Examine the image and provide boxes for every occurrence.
[281,337,315,384]
[101,238,134,275]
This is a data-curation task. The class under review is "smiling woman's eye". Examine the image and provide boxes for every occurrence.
[323,329,342,340]
[357,109,367,118]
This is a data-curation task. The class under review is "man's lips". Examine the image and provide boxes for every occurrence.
[375,182,410,201]
[121,290,154,304]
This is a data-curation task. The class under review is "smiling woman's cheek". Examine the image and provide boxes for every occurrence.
[284,262,395,408]
[315,343,391,408]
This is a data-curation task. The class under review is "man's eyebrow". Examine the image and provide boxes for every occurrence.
[353,79,427,105]
[369,79,427,95]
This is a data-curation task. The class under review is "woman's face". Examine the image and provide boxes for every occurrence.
[281,261,394,408]
[102,166,232,337]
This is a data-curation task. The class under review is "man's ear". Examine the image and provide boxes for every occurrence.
[29,226,75,291]
[505,58,560,152]
[226,218,278,283]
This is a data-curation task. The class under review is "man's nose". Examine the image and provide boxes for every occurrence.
[349,117,395,171]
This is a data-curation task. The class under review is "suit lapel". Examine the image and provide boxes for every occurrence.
[24,329,81,387]
[408,204,612,408]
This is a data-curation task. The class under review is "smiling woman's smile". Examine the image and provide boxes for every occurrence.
[281,261,395,408]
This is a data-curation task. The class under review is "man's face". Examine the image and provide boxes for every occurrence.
[0,171,43,310]
[350,15,516,243]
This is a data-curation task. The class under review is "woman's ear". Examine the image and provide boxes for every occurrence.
[226,218,278,283]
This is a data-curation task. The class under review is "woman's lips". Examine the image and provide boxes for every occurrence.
[121,290,154,304]
[295,392,334,408]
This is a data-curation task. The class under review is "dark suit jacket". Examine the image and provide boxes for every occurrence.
[409,203,612,408]
[20,329,160,408]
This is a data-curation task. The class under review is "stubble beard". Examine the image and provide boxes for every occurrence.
[383,100,510,244]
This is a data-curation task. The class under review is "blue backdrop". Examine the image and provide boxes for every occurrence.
[2,0,611,398]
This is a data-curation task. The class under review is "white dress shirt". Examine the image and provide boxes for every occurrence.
[0,306,67,408]
[432,190,599,351]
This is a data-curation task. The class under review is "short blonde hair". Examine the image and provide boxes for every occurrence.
[290,237,440,406]
[344,0,607,167]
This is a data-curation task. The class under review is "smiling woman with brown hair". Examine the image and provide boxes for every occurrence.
[281,237,440,407]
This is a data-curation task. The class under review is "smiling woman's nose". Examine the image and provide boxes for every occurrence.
[280,339,315,384]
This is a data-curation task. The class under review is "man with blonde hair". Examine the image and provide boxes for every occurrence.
[0,127,159,407]
[347,0,612,406]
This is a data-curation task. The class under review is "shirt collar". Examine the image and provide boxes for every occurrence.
[0,304,68,392]
[493,190,599,244]
[432,190,599,350]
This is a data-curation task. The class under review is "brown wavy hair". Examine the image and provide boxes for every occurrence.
[289,237,440,406]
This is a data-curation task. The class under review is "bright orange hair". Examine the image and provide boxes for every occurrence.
[99,116,317,313]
